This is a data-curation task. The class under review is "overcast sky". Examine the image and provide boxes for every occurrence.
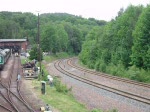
[0,0,149,21]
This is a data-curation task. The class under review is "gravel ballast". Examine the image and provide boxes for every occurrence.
[47,61,150,112]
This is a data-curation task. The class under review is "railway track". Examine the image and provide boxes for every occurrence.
[54,59,150,105]
[68,57,150,88]
[0,102,13,112]
[0,55,18,112]
[0,55,35,112]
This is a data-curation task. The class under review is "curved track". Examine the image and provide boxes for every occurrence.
[68,58,150,88]
[54,59,150,105]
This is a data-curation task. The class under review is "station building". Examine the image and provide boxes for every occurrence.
[0,39,28,53]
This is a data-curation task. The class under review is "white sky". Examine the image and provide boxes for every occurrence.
[0,0,149,21]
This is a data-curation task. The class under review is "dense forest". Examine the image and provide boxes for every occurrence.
[79,5,150,82]
[0,11,106,54]
[0,4,149,83]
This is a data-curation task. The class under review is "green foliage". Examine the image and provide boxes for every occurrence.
[79,4,150,82]
[0,11,104,55]
[39,13,103,54]
[99,61,106,72]
[104,63,150,83]
[0,11,37,40]
[127,66,150,82]
[110,5,143,67]
[32,80,88,112]
[80,40,102,69]
[39,13,106,54]
[91,109,103,112]
[109,109,118,112]
[40,13,104,26]
[131,5,150,69]
[53,77,71,94]
[29,44,43,61]
[21,58,30,65]
[41,22,57,53]
[105,62,126,77]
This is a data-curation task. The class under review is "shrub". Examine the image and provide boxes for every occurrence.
[91,109,103,112]
[53,77,71,93]
[95,60,102,71]
[99,61,106,72]
[109,109,118,112]
[127,66,150,82]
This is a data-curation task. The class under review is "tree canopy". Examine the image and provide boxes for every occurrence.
[131,5,150,69]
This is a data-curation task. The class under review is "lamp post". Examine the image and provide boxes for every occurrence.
[37,13,41,72]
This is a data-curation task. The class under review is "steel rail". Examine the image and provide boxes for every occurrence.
[54,60,150,105]
[16,57,35,112]
[68,58,150,88]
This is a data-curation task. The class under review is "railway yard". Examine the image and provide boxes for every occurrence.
[0,53,150,112]
[0,54,45,112]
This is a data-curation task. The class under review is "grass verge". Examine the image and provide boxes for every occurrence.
[32,80,88,112]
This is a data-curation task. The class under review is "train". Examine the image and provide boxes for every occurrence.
[0,49,11,70]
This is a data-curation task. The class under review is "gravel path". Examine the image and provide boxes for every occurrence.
[47,60,150,112]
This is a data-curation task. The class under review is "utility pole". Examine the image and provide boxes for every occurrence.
[37,13,41,72]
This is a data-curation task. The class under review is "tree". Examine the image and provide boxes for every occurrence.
[63,23,83,54]
[131,5,150,69]
[56,24,69,52]
[29,44,43,61]
[41,22,57,53]
[112,5,143,67]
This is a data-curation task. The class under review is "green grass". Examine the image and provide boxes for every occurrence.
[32,80,88,112]
[44,52,73,63]
[20,58,30,64]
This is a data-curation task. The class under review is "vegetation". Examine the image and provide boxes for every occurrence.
[0,12,37,41]
[29,44,43,61]
[32,80,88,112]
[131,5,150,69]
[1,4,150,83]
[0,11,105,55]
[79,5,150,83]
[91,109,118,112]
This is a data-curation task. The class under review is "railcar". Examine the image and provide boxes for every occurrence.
[0,49,11,70]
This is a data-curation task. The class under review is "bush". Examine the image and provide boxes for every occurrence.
[53,77,71,93]
[105,63,150,83]
[91,108,118,112]
[127,66,150,82]
[29,44,43,61]
[99,62,106,72]
[91,109,103,112]
[95,60,101,71]
[109,109,118,112]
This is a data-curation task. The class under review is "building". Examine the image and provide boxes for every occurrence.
[0,39,28,53]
